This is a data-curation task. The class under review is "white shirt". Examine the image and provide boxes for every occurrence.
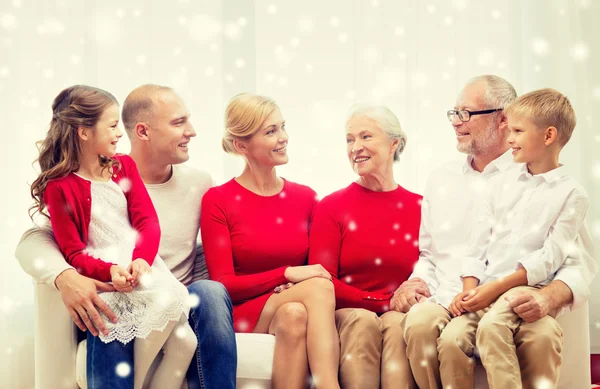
[411,150,596,313]
[411,150,516,308]
[462,163,596,313]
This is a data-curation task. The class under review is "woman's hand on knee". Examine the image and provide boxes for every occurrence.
[284,264,332,283]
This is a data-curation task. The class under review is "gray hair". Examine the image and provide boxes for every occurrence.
[346,104,407,162]
[466,75,517,109]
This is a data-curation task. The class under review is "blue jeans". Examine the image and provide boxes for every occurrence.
[186,280,237,389]
[87,280,237,389]
[87,331,134,389]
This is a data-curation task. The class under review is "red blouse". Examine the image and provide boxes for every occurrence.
[309,182,422,313]
[43,154,160,282]
[201,178,317,332]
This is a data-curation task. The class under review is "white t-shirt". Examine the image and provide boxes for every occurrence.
[146,164,212,286]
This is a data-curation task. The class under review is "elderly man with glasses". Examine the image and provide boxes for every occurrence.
[388,75,595,389]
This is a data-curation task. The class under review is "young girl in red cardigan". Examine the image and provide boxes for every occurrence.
[30,85,196,389]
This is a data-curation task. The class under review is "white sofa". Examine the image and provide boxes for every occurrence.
[33,280,591,389]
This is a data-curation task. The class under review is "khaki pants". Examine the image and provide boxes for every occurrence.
[335,308,416,389]
[403,287,563,389]
[477,286,563,389]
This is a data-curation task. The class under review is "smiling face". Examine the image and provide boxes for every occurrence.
[507,113,549,163]
[452,81,504,156]
[345,114,397,177]
[86,103,122,157]
[148,89,196,165]
[244,107,289,167]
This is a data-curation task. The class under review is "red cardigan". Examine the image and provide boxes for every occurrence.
[309,183,422,313]
[43,154,161,282]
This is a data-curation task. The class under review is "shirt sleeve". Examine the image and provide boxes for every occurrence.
[517,192,590,286]
[14,222,72,290]
[120,155,160,266]
[200,190,288,303]
[44,181,114,282]
[410,180,440,292]
[308,199,391,313]
[460,188,494,282]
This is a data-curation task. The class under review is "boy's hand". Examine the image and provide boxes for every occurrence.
[127,258,151,287]
[462,281,503,312]
[449,291,470,317]
[110,265,134,292]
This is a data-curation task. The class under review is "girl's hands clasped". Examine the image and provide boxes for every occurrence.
[110,265,134,292]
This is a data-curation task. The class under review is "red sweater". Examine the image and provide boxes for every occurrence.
[309,183,422,313]
[43,154,161,282]
[201,178,317,332]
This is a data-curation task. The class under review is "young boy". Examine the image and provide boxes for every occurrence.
[451,88,592,388]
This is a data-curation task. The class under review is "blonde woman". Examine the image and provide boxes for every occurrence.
[200,93,341,389]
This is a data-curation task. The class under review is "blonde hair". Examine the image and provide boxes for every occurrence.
[222,93,279,155]
[346,104,407,162]
[505,88,576,146]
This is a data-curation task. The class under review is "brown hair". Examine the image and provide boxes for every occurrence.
[505,88,576,146]
[29,85,119,219]
[222,93,279,155]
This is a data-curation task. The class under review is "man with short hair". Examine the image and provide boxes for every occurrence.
[16,84,237,389]
[391,75,595,388]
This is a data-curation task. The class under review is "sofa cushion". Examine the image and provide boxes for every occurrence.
[74,333,276,389]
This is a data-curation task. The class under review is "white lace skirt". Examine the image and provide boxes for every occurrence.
[97,257,190,345]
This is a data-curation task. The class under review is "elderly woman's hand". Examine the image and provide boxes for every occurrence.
[390,278,431,312]
[284,264,332,283]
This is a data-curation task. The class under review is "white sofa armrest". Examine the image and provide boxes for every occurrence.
[34,281,79,389]
[557,303,591,389]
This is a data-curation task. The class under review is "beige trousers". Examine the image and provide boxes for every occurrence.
[403,287,563,389]
[477,286,563,389]
[335,308,416,389]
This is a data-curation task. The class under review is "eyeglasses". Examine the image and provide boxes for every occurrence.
[447,108,503,122]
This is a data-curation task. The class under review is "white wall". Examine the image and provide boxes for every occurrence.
[1,0,599,387]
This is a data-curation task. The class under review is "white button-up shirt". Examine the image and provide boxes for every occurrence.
[462,163,596,313]
[411,150,596,313]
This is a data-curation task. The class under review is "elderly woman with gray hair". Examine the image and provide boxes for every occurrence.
[309,105,422,389]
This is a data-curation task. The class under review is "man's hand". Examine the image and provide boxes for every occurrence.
[505,289,550,323]
[55,269,118,336]
[127,258,151,287]
[390,278,431,313]
[462,281,503,312]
